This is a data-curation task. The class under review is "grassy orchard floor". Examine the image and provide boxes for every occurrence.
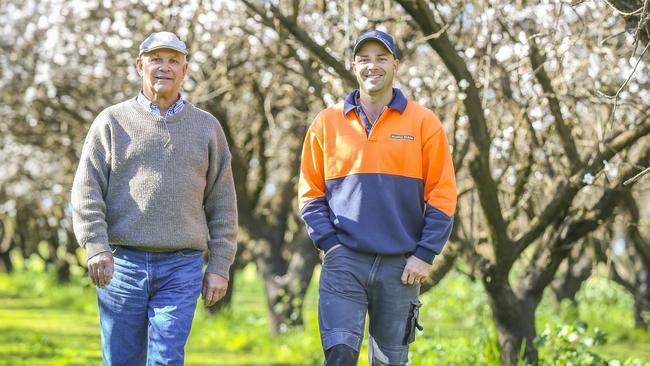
[0,261,649,365]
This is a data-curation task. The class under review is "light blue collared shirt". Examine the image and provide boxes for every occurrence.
[136,91,186,117]
[343,88,408,137]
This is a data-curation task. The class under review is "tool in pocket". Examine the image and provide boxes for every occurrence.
[403,299,424,345]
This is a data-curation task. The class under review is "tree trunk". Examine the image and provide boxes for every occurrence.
[0,249,12,273]
[262,261,317,334]
[264,276,304,334]
[46,230,72,283]
[633,280,650,329]
[257,235,319,334]
[484,277,539,365]
[55,238,79,283]
[631,259,650,328]
[551,242,593,305]
[594,218,650,329]
[56,260,70,282]
[624,193,650,328]
[0,217,12,272]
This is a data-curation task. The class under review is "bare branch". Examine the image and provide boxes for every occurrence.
[623,166,650,185]
[514,115,650,256]
[528,36,582,172]
[518,146,650,299]
[241,0,356,87]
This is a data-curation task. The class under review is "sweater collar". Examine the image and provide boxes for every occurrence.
[343,88,407,116]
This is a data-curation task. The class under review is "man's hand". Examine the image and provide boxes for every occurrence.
[202,272,229,307]
[87,251,114,288]
[401,255,432,285]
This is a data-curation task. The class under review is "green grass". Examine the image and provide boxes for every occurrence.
[0,263,649,365]
[0,276,101,366]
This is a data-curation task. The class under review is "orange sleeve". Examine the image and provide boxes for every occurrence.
[422,113,457,217]
[298,114,339,251]
[298,117,326,210]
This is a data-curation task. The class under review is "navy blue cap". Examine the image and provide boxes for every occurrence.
[353,30,398,58]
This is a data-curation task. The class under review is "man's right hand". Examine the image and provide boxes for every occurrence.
[87,251,114,288]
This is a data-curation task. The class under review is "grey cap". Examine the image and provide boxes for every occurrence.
[139,32,188,55]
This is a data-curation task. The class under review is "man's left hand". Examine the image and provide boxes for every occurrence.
[202,272,229,307]
[401,256,432,285]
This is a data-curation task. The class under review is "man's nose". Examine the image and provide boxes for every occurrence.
[158,62,172,71]
[366,60,380,68]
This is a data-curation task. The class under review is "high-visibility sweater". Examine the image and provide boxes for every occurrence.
[298,89,456,264]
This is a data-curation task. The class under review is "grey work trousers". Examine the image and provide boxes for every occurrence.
[319,245,422,365]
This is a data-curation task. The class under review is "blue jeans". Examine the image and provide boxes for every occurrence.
[319,245,421,365]
[97,246,203,366]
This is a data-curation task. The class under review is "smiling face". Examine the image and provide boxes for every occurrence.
[136,48,188,101]
[352,41,399,99]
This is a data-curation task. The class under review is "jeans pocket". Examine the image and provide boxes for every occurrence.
[403,300,423,345]
[323,244,342,261]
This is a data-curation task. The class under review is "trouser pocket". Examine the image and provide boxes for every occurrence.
[403,300,423,345]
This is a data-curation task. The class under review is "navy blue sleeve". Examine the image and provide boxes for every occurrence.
[300,196,339,252]
[414,203,454,263]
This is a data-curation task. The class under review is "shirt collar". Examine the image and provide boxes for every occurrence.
[343,88,407,116]
[136,91,185,115]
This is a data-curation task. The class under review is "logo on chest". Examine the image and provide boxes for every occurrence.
[390,134,415,141]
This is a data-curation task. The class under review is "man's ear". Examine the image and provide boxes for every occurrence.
[394,59,400,72]
[135,57,143,77]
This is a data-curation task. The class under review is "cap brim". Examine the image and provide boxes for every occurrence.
[139,46,188,55]
[353,37,396,58]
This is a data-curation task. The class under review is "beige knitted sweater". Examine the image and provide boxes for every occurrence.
[71,98,237,278]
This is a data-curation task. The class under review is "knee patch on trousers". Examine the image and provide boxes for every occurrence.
[369,335,410,365]
[321,329,363,352]
[324,344,359,366]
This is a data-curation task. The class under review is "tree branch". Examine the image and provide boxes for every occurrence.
[513,116,650,256]
[622,191,650,268]
[604,0,650,46]
[528,36,582,172]
[241,0,356,87]
[518,146,650,300]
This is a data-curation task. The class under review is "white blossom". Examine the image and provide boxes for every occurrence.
[495,45,513,62]
[612,238,626,256]
[603,160,618,179]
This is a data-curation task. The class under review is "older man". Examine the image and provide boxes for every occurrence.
[71,31,237,365]
[299,29,457,365]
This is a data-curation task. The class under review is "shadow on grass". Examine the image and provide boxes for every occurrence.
[0,303,51,310]
[0,326,99,341]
